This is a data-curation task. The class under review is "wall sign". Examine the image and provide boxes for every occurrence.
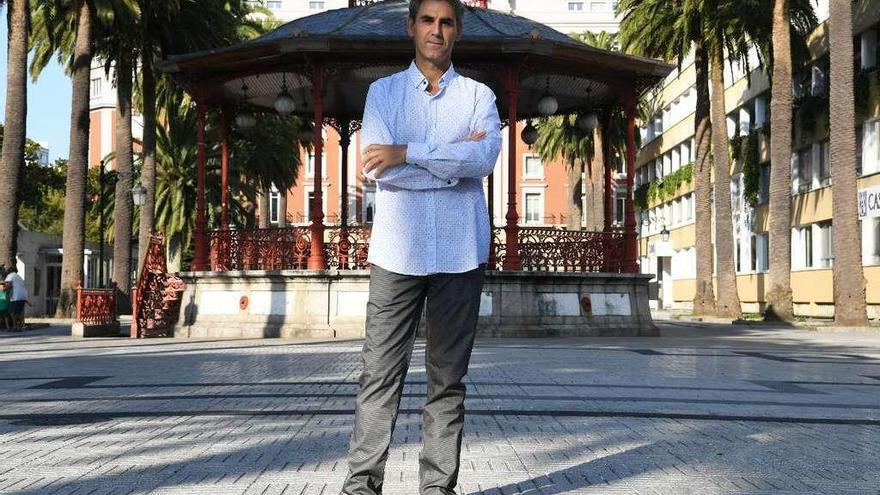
[858,185,880,219]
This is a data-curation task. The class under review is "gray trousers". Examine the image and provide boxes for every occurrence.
[342,264,486,495]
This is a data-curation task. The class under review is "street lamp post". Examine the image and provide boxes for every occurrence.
[98,159,107,288]
[131,183,146,286]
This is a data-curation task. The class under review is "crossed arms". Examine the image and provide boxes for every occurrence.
[359,80,502,190]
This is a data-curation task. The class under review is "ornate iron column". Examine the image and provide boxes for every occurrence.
[192,99,209,271]
[602,111,613,233]
[330,118,361,269]
[623,94,639,273]
[502,69,521,270]
[220,110,230,230]
[307,65,328,270]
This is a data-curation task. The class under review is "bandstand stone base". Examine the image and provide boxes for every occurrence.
[174,270,657,339]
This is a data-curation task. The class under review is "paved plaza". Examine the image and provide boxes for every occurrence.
[0,320,878,494]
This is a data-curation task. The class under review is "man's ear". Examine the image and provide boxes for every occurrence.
[407,16,415,38]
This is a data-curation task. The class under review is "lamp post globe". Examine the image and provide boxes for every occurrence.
[521,120,539,147]
[131,183,147,206]
[274,93,296,116]
[235,111,257,129]
[578,113,599,132]
[537,94,558,116]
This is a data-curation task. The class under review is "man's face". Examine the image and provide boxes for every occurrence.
[407,0,461,68]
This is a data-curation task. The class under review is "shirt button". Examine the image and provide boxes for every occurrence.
[447,180,452,185]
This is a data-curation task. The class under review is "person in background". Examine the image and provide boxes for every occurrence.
[0,265,10,330]
[4,266,29,331]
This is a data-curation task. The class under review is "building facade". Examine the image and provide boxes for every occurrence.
[635,0,880,318]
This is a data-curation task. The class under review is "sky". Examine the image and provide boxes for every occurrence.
[0,17,73,162]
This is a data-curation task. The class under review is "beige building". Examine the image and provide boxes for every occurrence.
[635,0,880,318]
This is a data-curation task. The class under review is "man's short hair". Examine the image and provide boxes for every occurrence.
[7,266,16,273]
[409,0,465,30]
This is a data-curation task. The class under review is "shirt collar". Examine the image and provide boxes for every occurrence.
[407,60,458,91]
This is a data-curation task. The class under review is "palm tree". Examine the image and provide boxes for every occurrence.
[30,0,137,315]
[111,55,136,297]
[828,0,868,326]
[534,115,594,230]
[703,2,741,318]
[0,0,29,268]
[619,0,719,314]
[766,0,795,319]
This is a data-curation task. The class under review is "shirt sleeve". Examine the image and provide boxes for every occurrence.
[405,84,502,181]
[360,81,454,190]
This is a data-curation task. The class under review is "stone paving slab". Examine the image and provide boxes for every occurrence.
[0,322,877,494]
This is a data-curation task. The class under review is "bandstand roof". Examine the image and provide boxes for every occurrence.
[160,0,673,120]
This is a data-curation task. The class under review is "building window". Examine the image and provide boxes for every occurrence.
[794,226,814,269]
[816,139,830,187]
[309,0,324,8]
[363,188,376,223]
[683,194,693,222]
[863,217,880,265]
[754,96,768,130]
[861,29,878,70]
[589,1,606,10]
[568,2,584,10]
[523,155,543,178]
[615,194,625,225]
[818,221,833,268]
[524,193,542,225]
[758,164,770,204]
[736,240,742,273]
[810,65,827,97]
[266,0,282,7]
[795,148,812,193]
[91,77,102,98]
[755,233,768,273]
[269,188,280,224]
[862,119,880,176]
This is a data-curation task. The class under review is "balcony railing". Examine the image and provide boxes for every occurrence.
[209,226,627,273]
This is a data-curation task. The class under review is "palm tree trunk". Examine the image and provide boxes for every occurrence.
[709,46,742,318]
[167,232,183,273]
[766,0,794,320]
[57,1,92,316]
[829,0,868,326]
[113,56,135,299]
[0,0,29,268]
[692,38,717,315]
[258,188,270,229]
[138,48,157,273]
[566,159,583,230]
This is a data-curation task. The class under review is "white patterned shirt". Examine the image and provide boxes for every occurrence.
[362,61,502,276]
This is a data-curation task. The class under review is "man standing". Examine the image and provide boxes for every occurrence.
[341,0,501,493]
[4,266,28,331]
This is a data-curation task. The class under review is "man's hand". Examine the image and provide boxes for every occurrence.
[361,131,487,180]
[362,144,408,179]
[466,130,487,142]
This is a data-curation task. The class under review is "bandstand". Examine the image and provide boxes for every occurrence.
[144,0,673,339]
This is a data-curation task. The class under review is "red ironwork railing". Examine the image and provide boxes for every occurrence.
[208,226,625,273]
[75,283,117,326]
[132,235,186,338]
[209,226,374,271]
[491,227,626,273]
